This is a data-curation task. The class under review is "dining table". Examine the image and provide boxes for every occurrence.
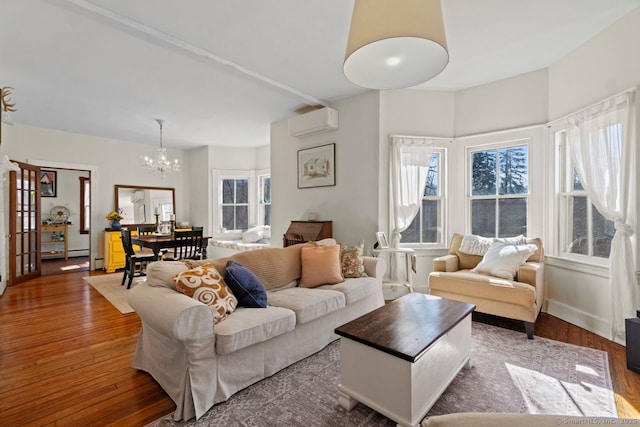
[131,233,210,260]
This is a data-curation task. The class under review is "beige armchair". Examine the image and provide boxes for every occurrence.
[428,233,544,339]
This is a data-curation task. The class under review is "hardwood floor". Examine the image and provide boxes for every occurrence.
[1,272,639,426]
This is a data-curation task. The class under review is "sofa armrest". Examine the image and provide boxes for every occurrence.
[433,254,459,272]
[128,282,215,343]
[363,256,386,279]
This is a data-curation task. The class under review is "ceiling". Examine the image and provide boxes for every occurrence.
[1,0,639,150]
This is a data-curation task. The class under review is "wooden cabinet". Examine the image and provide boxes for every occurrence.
[42,223,68,260]
[283,220,333,247]
[103,230,126,273]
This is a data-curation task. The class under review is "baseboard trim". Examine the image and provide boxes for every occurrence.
[545,299,611,341]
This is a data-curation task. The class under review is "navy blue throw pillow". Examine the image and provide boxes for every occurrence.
[224,261,267,308]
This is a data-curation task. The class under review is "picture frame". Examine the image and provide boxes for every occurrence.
[376,231,389,249]
[40,170,57,198]
[297,143,336,189]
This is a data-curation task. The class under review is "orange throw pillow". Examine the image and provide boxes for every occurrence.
[299,245,344,288]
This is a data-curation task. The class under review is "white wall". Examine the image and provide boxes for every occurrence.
[454,69,549,137]
[188,146,209,233]
[548,7,640,119]
[271,92,380,250]
[2,123,189,270]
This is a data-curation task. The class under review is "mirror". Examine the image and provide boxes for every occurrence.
[114,185,175,225]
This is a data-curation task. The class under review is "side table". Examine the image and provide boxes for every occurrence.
[372,247,414,293]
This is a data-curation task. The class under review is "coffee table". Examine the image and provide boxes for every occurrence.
[334,293,475,427]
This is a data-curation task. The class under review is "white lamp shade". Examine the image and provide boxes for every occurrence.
[344,0,449,90]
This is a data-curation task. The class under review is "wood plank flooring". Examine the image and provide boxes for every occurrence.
[1,271,638,426]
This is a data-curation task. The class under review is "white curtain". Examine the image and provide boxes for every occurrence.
[389,136,433,277]
[566,91,637,344]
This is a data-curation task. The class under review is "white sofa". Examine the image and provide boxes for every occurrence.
[128,243,385,421]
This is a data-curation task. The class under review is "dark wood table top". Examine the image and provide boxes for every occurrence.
[335,293,475,363]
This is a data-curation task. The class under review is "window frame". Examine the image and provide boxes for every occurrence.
[218,175,250,231]
[400,147,447,248]
[258,173,271,226]
[79,176,90,234]
[553,128,611,266]
[212,169,270,232]
[466,139,531,238]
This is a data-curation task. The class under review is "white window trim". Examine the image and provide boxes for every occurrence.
[257,169,271,226]
[400,147,448,249]
[212,169,270,232]
[452,126,545,240]
[546,122,610,267]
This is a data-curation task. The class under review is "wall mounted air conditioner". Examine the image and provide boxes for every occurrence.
[288,107,339,138]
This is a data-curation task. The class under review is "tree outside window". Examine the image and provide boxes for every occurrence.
[469,145,528,237]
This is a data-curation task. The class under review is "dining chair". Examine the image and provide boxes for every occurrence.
[121,228,156,289]
[137,225,157,235]
[163,229,205,261]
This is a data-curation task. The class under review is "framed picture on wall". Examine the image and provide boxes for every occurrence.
[40,170,57,198]
[297,143,336,188]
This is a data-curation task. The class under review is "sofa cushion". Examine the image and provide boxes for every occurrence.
[145,261,189,290]
[214,306,296,354]
[429,270,536,308]
[471,242,537,280]
[299,245,344,288]
[267,288,345,324]
[318,276,378,305]
[341,242,367,278]
[224,261,267,308]
[174,263,238,324]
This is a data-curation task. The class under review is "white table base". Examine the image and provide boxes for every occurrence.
[338,314,472,427]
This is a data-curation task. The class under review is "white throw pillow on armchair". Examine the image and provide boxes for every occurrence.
[471,242,537,280]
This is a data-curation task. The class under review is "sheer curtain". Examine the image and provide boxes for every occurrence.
[389,136,433,278]
[566,91,637,343]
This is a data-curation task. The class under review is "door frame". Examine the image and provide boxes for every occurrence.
[27,159,99,270]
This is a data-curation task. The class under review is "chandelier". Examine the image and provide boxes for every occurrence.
[143,119,180,179]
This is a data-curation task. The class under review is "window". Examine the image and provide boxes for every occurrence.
[79,176,90,234]
[220,178,248,230]
[468,143,528,237]
[401,149,445,245]
[259,174,271,226]
[556,130,614,259]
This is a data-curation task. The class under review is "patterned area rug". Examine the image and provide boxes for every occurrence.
[147,322,617,426]
[83,273,144,314]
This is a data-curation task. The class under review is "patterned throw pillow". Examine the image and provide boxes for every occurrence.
[341,243,367,278]
[174,263,238,324]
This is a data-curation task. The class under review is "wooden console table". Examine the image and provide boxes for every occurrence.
[41,223,68,260]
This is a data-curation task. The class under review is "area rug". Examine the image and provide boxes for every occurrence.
[146,322,617,426]
[83,273,144,314]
